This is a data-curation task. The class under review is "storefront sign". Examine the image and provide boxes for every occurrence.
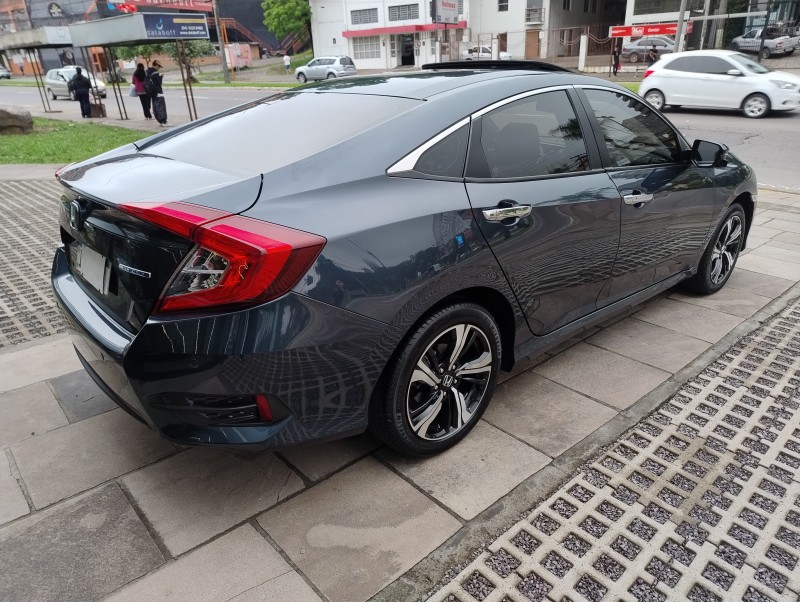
[609,22,693,37]
[435,0,459,24]
[143,13,209,39]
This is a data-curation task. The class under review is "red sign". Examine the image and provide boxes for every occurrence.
[108,0,212,13]
[609,22,693,37]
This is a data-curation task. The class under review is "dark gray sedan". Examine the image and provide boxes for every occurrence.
[52,62,756,456]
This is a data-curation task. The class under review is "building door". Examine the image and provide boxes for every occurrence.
[525,30,540,58]
[402,35,415,66]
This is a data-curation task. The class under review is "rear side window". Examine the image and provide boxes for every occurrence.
[664,57,703,72]
[469,90,591,179]
[413,123,469,178]
[665,56,732,74]
[582,89,681,167]
[340,57,354,66]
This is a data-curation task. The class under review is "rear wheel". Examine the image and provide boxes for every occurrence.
[629,52,640,63]
[761,47,771,59]
[296,73,307,83]
[685,204,745,294]
[643,89,665,111]
[370,303,501,456]
[742,93,770,118]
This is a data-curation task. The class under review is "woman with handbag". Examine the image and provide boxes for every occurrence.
[131,63,152,120]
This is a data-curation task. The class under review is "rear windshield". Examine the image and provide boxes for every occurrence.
[143,92,420,176]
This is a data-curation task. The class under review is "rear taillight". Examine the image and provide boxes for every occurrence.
[643,69,654,79]
[119,201,326,313]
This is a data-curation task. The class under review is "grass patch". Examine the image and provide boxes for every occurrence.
[0,117,149,164]
[621,82,640,93]
[164,81,297,89]
[0,79,37,87]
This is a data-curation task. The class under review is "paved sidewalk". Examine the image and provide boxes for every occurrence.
[1,174,800,602]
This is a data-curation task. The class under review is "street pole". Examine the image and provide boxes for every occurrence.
[699,0,712,48]
[675,0,690,51]
[757,1,774,63]
[212,0,231,84]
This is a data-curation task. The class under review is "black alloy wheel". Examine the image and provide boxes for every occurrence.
[370,303,501,456]
[686,204,745,294]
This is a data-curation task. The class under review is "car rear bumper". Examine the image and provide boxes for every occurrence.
[52,245,396,449]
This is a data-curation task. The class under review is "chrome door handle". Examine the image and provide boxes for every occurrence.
[623,193,654,206]
[482,205,532,221]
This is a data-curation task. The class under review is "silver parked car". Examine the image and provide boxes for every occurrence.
[0,65,10,79]
[621,36,675,63]
[295,56,357,83]
[44,66,107,100]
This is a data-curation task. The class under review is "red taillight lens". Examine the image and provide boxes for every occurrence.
[119,201,326,314]
[643,69,654,79]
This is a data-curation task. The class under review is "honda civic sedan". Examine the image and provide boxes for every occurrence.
[52,62,756,456]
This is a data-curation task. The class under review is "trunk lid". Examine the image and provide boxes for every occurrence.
[57,154,262,332]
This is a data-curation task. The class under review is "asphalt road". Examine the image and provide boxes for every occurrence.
[2,84,798,191]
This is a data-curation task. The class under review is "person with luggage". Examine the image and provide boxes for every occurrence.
[145,61,168,126]
[70,67,92,118]
[132,63,152,120]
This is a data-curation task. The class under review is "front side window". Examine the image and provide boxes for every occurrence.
[470,90,591,179]
[388,4,419,21]
[729,53,771,74]
[582,89,681,167]
[353,36,382,59]
[351,8,378,24]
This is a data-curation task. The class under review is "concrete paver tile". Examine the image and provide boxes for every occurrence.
[736,253,800,281]
[533,343,670,409]
[385,421,550,520]
[749,243,800,265]
[49,370,116,423]
[0,381,68,446]
[0,450,29,525]
[747,225,785,238]
[105,525,294,602]
[0,483,163,602]
[634,298,744,343]
[588,317,711,372]
[484,373,618,457]
[0,337,82,394]
[772,231,800,246]
[766,239,800,254]
[258,457,461,602]
[121,448,304,556]
[741,235,770,250]
[758,209,800,222]
[725,268,794,298]
[11,409,175,509]
[227,571,322,602]
[759,219,800,233]
[279,434,381,482]
[669,287,772,319]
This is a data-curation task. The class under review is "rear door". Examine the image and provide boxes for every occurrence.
[465,88,621,334]
[689,55,750,108]
[577,87,715,305]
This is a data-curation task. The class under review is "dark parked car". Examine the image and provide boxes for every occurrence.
[52,62,756,456]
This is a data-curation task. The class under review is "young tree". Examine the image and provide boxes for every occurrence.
[162,40,215,81]
[113,44,165,66]
[262,0,312,42]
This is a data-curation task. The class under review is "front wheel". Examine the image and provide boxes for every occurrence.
[643,89,665,111]
[370,303,501,456]
[761,47,771,59]
[685,204,745,294]
[629,52,640,63]
[742,93,770,118]
[48,88,56,100]
[296,73,307,83]
[326,72,336,79]
[731,42,740,51]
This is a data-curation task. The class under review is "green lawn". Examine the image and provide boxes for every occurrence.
[0,118,149,164]
[621,83,640,93]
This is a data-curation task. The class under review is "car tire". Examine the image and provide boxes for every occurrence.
[326,73,336,79]
[48,88,56,100]
[643,89,665,111]
[296,73,307,83]
[742,93,770,118]
[731,42,740,51]
[629,52,640,63]
[761,47,771,59]
[685,204,745,295]
[370,302,502,456]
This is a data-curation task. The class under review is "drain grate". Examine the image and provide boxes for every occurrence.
[0,180,65,349]
[430,301,800,602]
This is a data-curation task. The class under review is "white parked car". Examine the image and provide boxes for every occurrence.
[460,46,513,60]
[295,56,357,83]
[44,66,107,100]
[640,49,800,118]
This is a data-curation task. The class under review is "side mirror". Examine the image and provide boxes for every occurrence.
[726,69,743,76]
[692,139,729,167]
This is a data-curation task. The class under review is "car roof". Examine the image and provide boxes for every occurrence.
[291,69,610,101]
[658,49,738,59]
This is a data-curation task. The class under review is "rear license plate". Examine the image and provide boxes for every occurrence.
[76,245,110,294]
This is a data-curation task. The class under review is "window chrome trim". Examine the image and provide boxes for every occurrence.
[387,85,574,176]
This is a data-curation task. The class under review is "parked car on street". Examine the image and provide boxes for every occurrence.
[0,65,11,79]
[640,49,800,118]
[731,27,800,59]
[460,45,513,60]
[52,62,756,456]
[621,36,675,63]
[295,56,357,83]
[44,66,107,100]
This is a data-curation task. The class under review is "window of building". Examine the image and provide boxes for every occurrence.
[351,8,378,24]
[498,0,509,11]
[633,0,682,15]
[584,0,589,12]
[591,0,597,12]
[563,0,571,10]
[389,4,419,20]
[353,35,382,59]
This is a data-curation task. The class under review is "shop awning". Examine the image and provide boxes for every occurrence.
[342,20,467,38]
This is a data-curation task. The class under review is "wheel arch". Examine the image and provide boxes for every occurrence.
[731,191,755,249]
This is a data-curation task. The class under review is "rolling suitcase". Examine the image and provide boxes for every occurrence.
[152,96,167,125]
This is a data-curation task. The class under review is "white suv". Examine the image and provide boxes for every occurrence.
[295,56,357,83]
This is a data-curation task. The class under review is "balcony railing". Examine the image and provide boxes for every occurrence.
[525,6,545,24]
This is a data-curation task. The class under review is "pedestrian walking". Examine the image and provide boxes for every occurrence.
[18,61,24,76]
[611,47,621,76]
[145,61,168,126]
[283,54,291,74]
[70,67,92,118]
[131,63,152,120]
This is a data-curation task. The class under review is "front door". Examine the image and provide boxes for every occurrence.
[401,35,415,66]
[466,89,621,334]
[577,88,715,304]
